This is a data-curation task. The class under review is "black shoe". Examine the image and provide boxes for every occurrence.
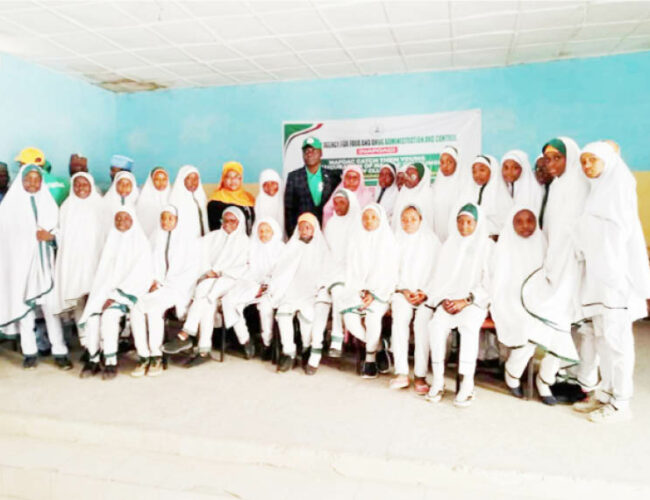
[261,345,273,361]
[79,349,89,363]
[162,335,194,355]
[361,361,378,379]
[38,348,52,357]
[243,341,255,360]
[304,363,318,376]
[102,365,118,380]
[55,356,73,371]
[301,348,310,368]
[376,350,390,374]
[184,353,210,368]
[541,395,558,406]
[277,354,294,373]
[551,382,587,404]
[22,356,37,370]
[80,361,100,378]
[509,385,524,399]
[118,338,134,354]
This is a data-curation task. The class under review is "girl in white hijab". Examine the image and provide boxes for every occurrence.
[311,188,360,369]
[462,154,511,237]
[168,165,209,240]
[222,216,285,359]
[341,204,399,379]
[265,212,330,373]
[103,171,139,226]
[53,172,106,349]
[521,137,588,403]
[136,167,171,237]
[499,150,543,215]
[390,203,441,393]
[573,141,650,423]
[374,163,399,220]
[130,205,200,377]
[430,146,464,242]
[426,203,493,407]
[491,205,553,398]
[391,162,434,231]
[254,169,284,236]
[79,206,153,380]
[0,165,70,369]
[162,207,249,365]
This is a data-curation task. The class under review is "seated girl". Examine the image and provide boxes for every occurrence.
[136,167,171,236]
[426,203,493,407]
[221,217,285,361]
[79,207,153,380]
[391,204,441,393]
[130,205,199,377]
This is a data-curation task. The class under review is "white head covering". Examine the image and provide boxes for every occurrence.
[392,163,434,232]
[103,171,139,223]
[461,154,511,236]
[149,204,201,312]
[254,169,284,236]
[374,163,399,220]
[324,188,361,272]
[136,167,171,237]
[0,165,59,329]
[79,205,153,325]
[576,141,650,320]
[53,172,107,313]
[268,212,330,308]
[168,165,209,240]
[395,203,441,292]
[246,216,285,283]
[428,203,492,307]
[499,150,543,215]
[201,206,250,278]
[431,146,464,242]
[491,205,547,347]
[345,203,399,302]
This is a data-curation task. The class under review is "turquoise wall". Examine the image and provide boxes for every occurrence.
[116,50,650,184]
[0,53,117,187]
[2,50,649,188]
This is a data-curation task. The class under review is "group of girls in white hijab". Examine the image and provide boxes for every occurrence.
[0,140,647,425]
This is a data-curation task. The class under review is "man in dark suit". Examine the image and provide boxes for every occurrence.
[284,137,341,237]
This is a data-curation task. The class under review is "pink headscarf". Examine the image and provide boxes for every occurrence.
[322,164,376,226]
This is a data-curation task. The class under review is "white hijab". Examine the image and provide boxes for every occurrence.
[0,165,58,329]
[491,205,547,347]
[392,163,434,231]
[374,163,399,220]
[345,204,399,302]
[431,146,465,242]
[136,167,170,237]
[499,150,543,216]
[53,172,107,313]
[103,171,139,223]
[200,206,250,278]
[428,203,492,306]
[80,206,153,325]
[254,169,284,236]
[395,203,441,292]
[324,188,360,283]
[150,204,201,308]
[246,216,285,284]
[168,165,209,240]
[268,213,330,307]
[576,141,650,320]
[461,154,511,236]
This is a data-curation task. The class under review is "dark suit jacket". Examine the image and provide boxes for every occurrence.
[284,165,341,237]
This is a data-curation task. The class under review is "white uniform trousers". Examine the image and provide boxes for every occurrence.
[131,287,179,359]
[311,285,346,351]
[276,302,315,357]
[343,300,389,354]
[391,293,432,377]
[19,296,67,358]
[84,308,123,365]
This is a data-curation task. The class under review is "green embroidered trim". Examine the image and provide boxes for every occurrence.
[117,288,137,305]
[311,348,322,355]
[520,267,565,332]
[104,352,117,359]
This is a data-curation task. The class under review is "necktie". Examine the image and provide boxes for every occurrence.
[539,183,551,229]
[193,195,205,236]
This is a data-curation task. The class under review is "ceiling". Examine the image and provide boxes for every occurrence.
[1,1,649,92]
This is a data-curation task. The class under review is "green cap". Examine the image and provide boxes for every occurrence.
[457,203,478,221]
[543,138,566,157]
[302,136,322,150]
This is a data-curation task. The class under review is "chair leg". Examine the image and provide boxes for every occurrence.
[219,326,226,362]
[453,328,461,394]
[525,358,535,400]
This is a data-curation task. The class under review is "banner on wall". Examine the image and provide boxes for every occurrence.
[282,109,482,184]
